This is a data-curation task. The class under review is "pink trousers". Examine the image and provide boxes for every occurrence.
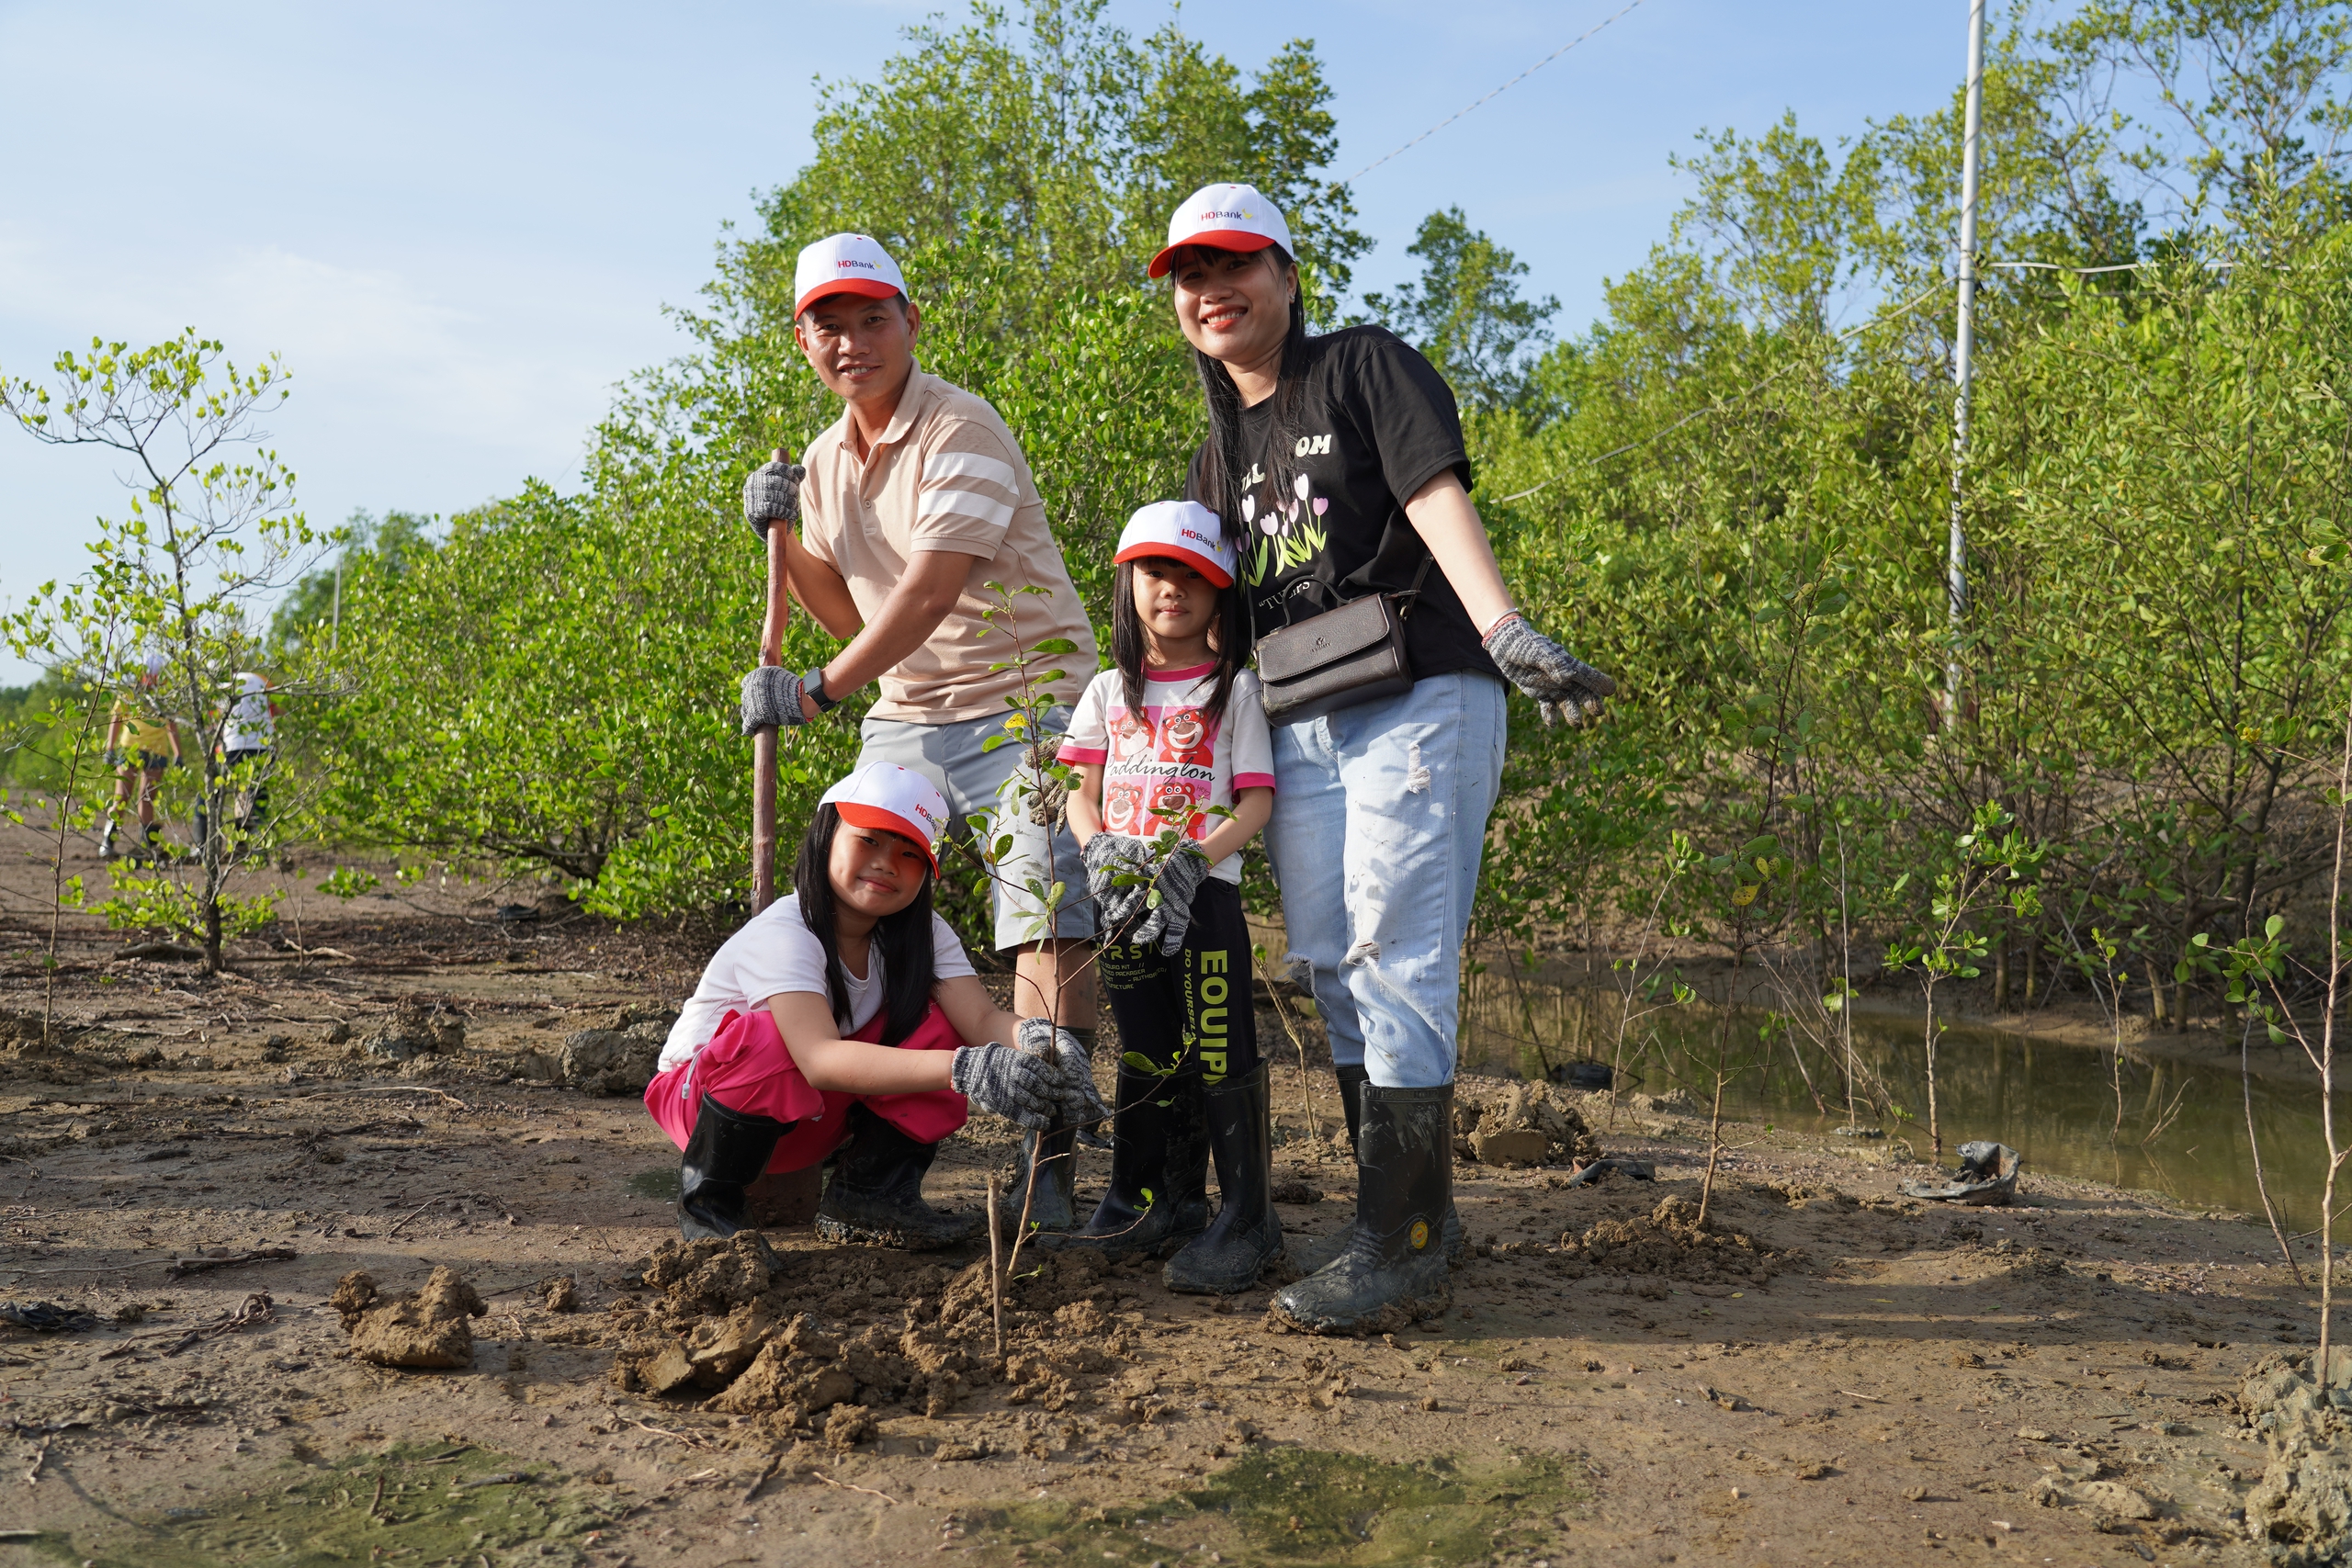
[643,1001,970,1174]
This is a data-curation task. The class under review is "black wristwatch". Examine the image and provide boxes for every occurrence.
[802,668,840,716]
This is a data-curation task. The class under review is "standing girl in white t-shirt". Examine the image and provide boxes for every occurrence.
[647,763,1106,1244]
[1048,501,1281,1293]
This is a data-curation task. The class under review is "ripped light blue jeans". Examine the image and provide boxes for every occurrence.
[1264,671,1508,1089]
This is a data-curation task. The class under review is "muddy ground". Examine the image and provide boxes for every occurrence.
[0,840,2339,1568]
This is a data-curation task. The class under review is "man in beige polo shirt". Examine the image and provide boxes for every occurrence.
[739,232,1102,1229]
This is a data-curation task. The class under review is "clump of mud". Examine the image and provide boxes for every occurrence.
[560,1003,675,1095]
[334,1266,486,1369]
[607,1234,1141,1449]
[1454,1081,1601,1168]
[1553,1194,1791,1286]
[362,999,467,1063]
[2234,1349,2350,1564]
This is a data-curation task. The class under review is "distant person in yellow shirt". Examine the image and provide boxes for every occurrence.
[99,654,184,861]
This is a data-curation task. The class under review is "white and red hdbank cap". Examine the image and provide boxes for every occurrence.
[1148,182,1295,279]
[820,762,950,873]
[1115,499,1236,588]
[793,232,909,319]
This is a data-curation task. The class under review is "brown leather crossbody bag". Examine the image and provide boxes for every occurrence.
[1251,556,1434,728]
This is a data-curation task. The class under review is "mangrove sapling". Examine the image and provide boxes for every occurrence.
[1599,834,1701,1130]
[1252,942,1325,1148]
[2215,695,2352,1377]
[0,630,130,1043]
[0,333,332,975]
[2071,925,2136,1145]
[1684,833,1794,1225]
[965,581,1214,1272]
[1883,804,2042,1164]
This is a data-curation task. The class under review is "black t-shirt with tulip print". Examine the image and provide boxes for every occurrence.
[1186,325,1499,684]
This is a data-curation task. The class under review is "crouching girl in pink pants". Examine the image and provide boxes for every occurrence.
[645,764,1106,1247]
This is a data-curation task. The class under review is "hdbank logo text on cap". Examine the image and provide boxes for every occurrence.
[821,761,950,873]
[1115,499,1236,588]
[1148,182,1295,278]
[794,233,910,319]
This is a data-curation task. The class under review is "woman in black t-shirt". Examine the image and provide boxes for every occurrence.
[1151,182,1617,1335]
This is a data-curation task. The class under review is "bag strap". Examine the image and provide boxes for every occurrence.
[1395,551,1436,619]
[1261,547,1438,632]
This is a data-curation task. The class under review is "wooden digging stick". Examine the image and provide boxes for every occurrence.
[751,446,794,915]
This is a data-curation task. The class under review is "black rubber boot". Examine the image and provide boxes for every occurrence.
[1164,1065,1283,1294]
[1291,1063,1464,1272]
[815,1104,981,1249]
[1000,1125,1081,1235]
[677,1093,791,1241]
[1037,1064,1202,1259]
[1272,1084,1454,1335]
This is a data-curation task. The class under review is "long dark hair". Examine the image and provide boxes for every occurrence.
[792,804,935,1046]
[1187,243,1317,558]
[1110,554,1249,727]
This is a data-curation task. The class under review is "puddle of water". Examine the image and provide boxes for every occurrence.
[1460,968,2347,1229]
[32,1440,618,1567]
[628,1165,681,1200]
[976,1445,1587,1565]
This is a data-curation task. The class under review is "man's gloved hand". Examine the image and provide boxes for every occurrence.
[1482,613,1617,728]
[1017,1017,1112,1126]
[1023,735,1067,828]
[740,666,810,733]
[950,1043,1063,1131]
[1131,842,1213,955]
[741,456,807,541]
[1082,832,1155,935]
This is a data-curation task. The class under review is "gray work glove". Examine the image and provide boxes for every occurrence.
[950,1043,1063,1131]
[1017,1017,1112,1126]
[1083,832,1155,935]
[1131,842,1214,955]
[1023,735,1067,827]
[740,665,810,733]
[1482,613,1617,728]
[741,456,807,541]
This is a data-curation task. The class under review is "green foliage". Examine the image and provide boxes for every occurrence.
[97,865,279,942]
[1362,208,1559,411]
[271,508,437,658]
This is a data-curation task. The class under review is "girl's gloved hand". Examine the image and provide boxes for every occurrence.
[1482,613,1616,728]
[1017,1018,1111,1125]
[1131,843,1213,955]
[950,1043,1063,1130]
[1082,831,1155,934]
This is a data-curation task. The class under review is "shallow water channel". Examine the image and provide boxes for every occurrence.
[1455,966,2346,1231]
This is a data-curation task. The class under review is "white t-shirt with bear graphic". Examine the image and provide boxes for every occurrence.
[1059,664,1274,885]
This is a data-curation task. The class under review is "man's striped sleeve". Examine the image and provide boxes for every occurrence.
[912,429,1024,552]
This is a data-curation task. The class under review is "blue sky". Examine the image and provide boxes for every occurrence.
[0,0,1975,683]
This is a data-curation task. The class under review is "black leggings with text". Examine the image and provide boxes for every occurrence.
[1098,876,1259,1088]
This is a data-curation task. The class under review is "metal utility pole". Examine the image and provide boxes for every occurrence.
[1946,0,1987,728]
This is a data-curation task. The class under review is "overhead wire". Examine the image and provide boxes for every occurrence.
[1337,0,1661,186]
